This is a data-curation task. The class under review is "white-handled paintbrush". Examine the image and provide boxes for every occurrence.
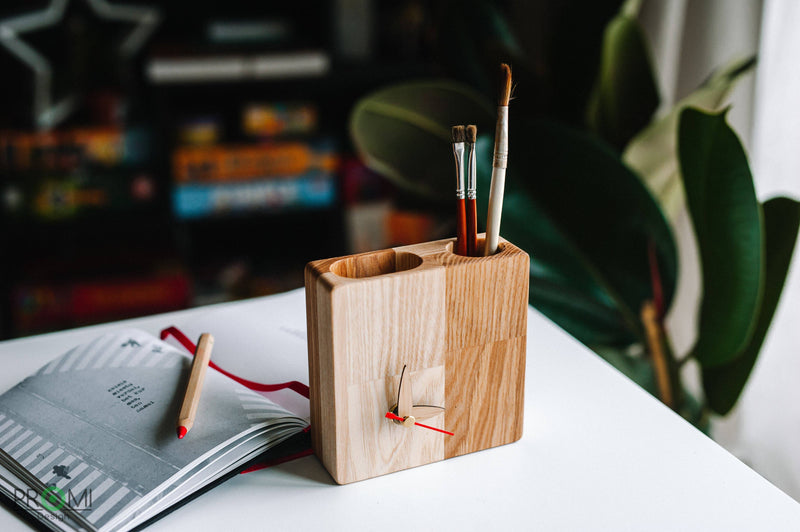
[484,63,512,256]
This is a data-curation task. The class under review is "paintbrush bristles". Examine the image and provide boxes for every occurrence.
[466,125,477,143]
[452,125,465,143]
[499,63,512,106]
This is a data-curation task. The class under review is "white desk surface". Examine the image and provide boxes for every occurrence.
[0,289,798,531]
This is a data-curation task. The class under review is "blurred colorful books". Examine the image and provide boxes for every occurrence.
[171,137,338,219]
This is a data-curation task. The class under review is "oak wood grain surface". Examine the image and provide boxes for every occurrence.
[306,235,529,483]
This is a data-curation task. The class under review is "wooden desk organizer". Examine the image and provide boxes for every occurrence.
[305,235,529,484]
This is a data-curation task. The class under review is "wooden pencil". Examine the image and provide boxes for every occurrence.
[177,333,214,439]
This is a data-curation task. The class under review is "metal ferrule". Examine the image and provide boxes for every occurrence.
[493,106,509,169]
[453,141,465,197]
[466,141,477,199]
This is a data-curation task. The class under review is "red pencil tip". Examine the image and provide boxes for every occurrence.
[177,426,187,439]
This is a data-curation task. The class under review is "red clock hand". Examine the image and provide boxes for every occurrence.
[385,412,454,436]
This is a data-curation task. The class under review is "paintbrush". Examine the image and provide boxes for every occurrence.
[465,125,478,256]
[452,125,467,256]
[484,63,512,256]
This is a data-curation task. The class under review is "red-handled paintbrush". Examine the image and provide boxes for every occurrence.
[465,124,478,256]
[452,125,467,255]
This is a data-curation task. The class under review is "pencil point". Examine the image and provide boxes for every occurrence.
[177,426,187,439]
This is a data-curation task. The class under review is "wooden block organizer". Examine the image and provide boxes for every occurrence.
[305,235,529,484]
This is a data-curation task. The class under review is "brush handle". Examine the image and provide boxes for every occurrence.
[456,198,468,256]
[485,105,508,256]
[466,134,478,257]
[466,198,477,256]
[484,167,506,256]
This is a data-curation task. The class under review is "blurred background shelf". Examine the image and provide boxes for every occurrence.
[0,0,451,339]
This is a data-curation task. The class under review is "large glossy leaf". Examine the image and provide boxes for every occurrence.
[624,57,755,217]
[435,0,524,96]
[585,9,659,150]
[349,81,494,198]
[350,81,677,348]
[703,197,800,415]
[679,108,763,368]
[594,345,658,396]
[472,116,677,347]
[475,137,637,346]
[500,117,678,342]
[593,344,708,432]
[544,0,626,127]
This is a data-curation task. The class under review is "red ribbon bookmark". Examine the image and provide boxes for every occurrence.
[385,412,454,436]
[160,326,310,398]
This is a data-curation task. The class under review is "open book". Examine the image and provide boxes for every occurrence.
[0,319,309,531]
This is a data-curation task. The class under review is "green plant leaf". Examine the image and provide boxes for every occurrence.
[586,10,659,150]
[680,389,710,435]
[594,344,709,432]
[475,116,677,347]
[679,108,763,368]
[476,138,638,346]
[435,0,525,96]
[544,0,628,127]
[349,81,494,198]
[510,118,676,336]
[624,57,755,217]
[702,197,800,415]
[350,81,677,351]
[594,345,657,390]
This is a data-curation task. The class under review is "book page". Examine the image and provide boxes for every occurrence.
[0,329,304,530]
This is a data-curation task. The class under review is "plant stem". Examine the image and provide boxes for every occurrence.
[641,300,679,409]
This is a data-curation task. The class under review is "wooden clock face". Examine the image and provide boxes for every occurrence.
[387,365,448,432]
[391,364,445,421]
